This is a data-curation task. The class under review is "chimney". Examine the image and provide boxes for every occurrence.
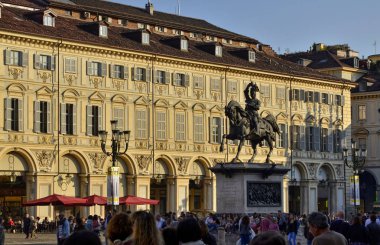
[146,1,154,15]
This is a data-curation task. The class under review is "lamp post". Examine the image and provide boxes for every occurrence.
[99,120,131,211]
[343,139,367,215]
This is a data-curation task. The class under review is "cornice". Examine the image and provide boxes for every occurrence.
[0,31,355,90]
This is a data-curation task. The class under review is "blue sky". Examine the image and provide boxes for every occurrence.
[114,0,379,58]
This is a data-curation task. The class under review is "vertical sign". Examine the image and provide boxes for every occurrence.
[350,175,360,205]
[107,166,119,206]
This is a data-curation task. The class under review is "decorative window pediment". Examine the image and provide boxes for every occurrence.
[88,91,105,103]
[174,100,188,109]
[276,112,288,123]
[333,119,343,127]
[210,105,223,114]
[62,89,80,102]
[291,114,303,125]
[111,94,128,104]
[36,86,53,98]
[320,117,330,126]
[193,103,206,112]
[134,96,149,106]
[353,128,369,136]
[306,115,316,124]
[260,110,272,118]
[7,83,26,97]
[154,99,169,108]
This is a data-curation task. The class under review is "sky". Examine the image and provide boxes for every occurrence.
[112,0,380,58]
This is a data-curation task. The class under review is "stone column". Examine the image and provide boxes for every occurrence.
[328,181,338,214]
[26,173,37,216]
[372,185,380,209]
[134,175,151,211]
[203,177,214,212]
[308,180,319,213]
[126,175,136,212]
[79,174,89,217]
[283,176,289,213]
[175,176,190,213]
[300,180,310,215]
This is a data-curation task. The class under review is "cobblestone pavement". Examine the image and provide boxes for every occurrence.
[4,232,106,245]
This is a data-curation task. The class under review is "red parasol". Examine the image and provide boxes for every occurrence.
[119,195,160,205]
[23,194,89,206]
[83,194,107,206]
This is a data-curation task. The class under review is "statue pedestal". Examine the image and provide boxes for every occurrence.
[210,163,290,214]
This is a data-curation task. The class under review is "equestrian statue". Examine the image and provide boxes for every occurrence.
[220,82,280,163]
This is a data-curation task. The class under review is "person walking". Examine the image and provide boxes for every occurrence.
[366,213,380,245]
[29,216,38,239]
[23,213,31,239]
[132,211,163,245]
[287,213,298,245]
[57,214,70,245]
[347,216,368,245]
[330,211,350,240]
[239,216,251,245]
[0,217,5,245]
[307,212,347,245]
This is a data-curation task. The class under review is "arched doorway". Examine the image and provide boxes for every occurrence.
[289,165,302,215]
[149,159,169,215]
[317,165,333,213]
[54,154,83,217]
[0,152,29,219]
[359,171,377,213]
[188,160,206,214]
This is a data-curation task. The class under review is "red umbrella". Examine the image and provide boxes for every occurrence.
[23,194,89,206]
[83,195,107,206]
[120,195,160,205]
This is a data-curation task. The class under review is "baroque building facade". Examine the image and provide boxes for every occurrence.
[0,0,355,219]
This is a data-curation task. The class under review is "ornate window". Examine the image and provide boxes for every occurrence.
[4,98,23,132]
[86,105,102,136]
[61,103,76,135]
[358,105,366,120]
[136,109,147,139]
[175,112,186,141]
[156,111,167,140]
[34,101,51,134]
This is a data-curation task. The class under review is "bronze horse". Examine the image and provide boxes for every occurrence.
[220,100,280,163]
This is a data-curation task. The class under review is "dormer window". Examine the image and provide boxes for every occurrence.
[142,32,150,45]
[215,45,222,57]
[248,51,256,63]
[354,57,359,68]
[99,25,108,38]
[181,39,188,51]
[43,14,55,27]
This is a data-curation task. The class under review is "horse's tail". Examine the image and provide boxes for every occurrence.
[264,114,280,134]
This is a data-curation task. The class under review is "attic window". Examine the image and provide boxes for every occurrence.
[142,32,150,45]
[215,46,222,57]
[248,51,256,63]
[105,17,112,23]
[354,58,359,68]
[181,39,188,51]
[99,25,108,37]
[155,26,165,32]
[118,19,127,26]
[43,15,55,27]
[228,40,233,45]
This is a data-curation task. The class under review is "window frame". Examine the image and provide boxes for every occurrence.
[358,105,366,120]
[215,46,222,57]
[99,25,108,37]
[43,15,55,27]
[156,111,167,140]
[142,32,150,45]
[136,109,147,139]
[175,112,186,141]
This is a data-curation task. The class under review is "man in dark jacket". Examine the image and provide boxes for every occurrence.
[330,211,350,240]
[23,213,31,239]
[367,213,380,245]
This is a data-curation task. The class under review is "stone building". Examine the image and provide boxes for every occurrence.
[0,0,355,219]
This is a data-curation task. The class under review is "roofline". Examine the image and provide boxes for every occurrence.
[47,1,260,44]
[318,67,367,74]
[0,29,354,87]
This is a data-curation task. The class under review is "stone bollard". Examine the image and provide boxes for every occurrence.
[218,227,226,245]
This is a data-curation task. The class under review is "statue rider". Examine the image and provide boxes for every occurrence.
[244,82,261,134]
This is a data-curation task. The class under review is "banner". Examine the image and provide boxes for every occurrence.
[107,166,119,206]
[350,175,360,206]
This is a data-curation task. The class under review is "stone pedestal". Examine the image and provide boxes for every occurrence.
[210,163,290,214]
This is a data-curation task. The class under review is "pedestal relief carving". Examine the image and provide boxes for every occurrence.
[89,138,99,147]
[194,89,204,99]
[64,74,77,86]
[8,134,23,143]
[156,141,167,150]
[112,79,125,90]
[135,140,149,149]
[88,153,106,174]
[37,71,52,83]
[8,67,23,79]
[155,85,167,95]
[135,82,146,93]
[175,87,185,97]
[175,157,190,175]
[194,144,205,152]
[63,136,77,145]
[90,77,103,88]
[38,135,53,144]
[175,143,186,151]
[35,150,54,172]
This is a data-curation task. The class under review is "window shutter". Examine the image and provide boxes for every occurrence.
[341,96,345,106]
[132,66,137,81]
[328,128,333,152]
[34,54,41,69]
[64,58,69,73]
[165,71,170,84]
[4,50,10,65]
[314,92,320,103]
[314,127,320,151]
[154,70,159,83]
[289,125,293,147]
[34,101,41,133]
[289,89,293,101]
[49,55,56,70]
[73,104,77,135]
[185,74,190,87]
[145,68,151,82]
[110,64,115,78]
[219,118,224,143]
[300,90,305,101]
[86,61,93,75]
[98,106,103,131]
[17,99,23,131]
[123,66,129,80]
[60,103,67,135]
[21,52,28,67]
[86,105,93,136]
[300,126,305,150]
[47,102,52,133]
[101,63,107,77]
[284,125,288,149]
[209,117,212,143]
[172,73,177,86]
[4,98,11,131]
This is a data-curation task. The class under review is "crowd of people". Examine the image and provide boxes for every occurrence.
[0,210,380,245]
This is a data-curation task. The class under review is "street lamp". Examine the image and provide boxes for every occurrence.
[99,120,131,211]
[343,139,367,214]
